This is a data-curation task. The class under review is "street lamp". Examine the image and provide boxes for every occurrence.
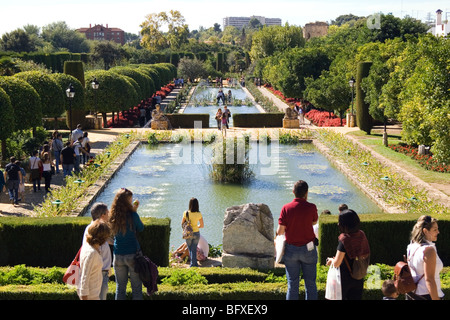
[90,78,99,124]
[348,76,355,127]
[66,83,75,140]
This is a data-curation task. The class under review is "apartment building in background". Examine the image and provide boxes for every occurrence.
[223,16,282,29]
[77,24,125,45]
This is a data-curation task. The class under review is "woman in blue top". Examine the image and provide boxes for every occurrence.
[109,188,144,300]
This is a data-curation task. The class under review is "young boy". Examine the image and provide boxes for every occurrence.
[82,202,112,300]
[382,279,399,300]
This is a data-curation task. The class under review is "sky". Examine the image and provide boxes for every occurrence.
[0,0,448,36]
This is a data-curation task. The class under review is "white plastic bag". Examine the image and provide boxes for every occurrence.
[325,266,342,300]
[275,234,286,264]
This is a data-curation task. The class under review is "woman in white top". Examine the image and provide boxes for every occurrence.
[79,219,111,300]
[407,215,444,300]
[41,152,52,193]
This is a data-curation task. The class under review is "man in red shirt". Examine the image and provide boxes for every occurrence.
[277,180,318,300]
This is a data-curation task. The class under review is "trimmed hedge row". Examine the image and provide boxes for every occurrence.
[0,217,171,267]
[317,213,450,266]
[166,113,210,128]
[232,113,284,127]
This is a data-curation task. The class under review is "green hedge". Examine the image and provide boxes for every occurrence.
[232,113,284,127]
[166,113,210,128]
[0,217,171,267]
[317,213,450,266]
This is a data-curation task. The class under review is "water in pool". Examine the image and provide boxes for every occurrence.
[182,85,262,128]
[87,142,382,248]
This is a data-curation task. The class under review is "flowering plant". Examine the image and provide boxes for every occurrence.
[305,109,346,127]
[389,144,450,173]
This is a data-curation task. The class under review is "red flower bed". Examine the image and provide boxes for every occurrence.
[264,84,344,127]
[388,144,450,173]
[305,109,346,127]
[106,83,175,128]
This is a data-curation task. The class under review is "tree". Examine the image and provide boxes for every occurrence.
[50,73,84,129]
[250,24,305,61]
[84,70,138,126]
[0,29,35,52]
[13,71,65,120]
[140,10,189,52]
[262,47,331,99]
[177,57,208,80]
[0,87,15,159]
[91,41,125,70]
[397,35,450,163]
[355,61,373,134]
[41,21,89,52]
[0,77,42,131]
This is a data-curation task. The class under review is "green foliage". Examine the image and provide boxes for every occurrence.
[0,265,63,285]
[249,24,305,61]
[0,77,41,132]
[261,47,331,99]
[0,87,14,142]
[232,113,284,127]
[13,70,65,118]
[355,61,373,134]
[210,137,254,183]
[161,269,208,286]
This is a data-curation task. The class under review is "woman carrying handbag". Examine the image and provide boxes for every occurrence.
[109,188,144,300]
[181,198,204,267]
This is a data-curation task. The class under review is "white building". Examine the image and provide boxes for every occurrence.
[223,16,282,29]
[428,9,450,37]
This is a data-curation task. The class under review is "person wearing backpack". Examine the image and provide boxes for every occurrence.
[405,215,443,300]
[326,209,370,300]
[181,198,204,268]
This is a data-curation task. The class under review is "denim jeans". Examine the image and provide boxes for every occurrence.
[113,254,143,300]
[186,232,200,267]
[100,270,109,300]
[283,243,318,300]
[53,151,60,173]
[62,164,73,177]
[7,180,19,204]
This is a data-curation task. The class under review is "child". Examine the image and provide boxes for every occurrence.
[82,202,112,300]
[382,279,398,300]
[78,219,111,300]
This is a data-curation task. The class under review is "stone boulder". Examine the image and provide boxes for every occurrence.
[222,203,275,269]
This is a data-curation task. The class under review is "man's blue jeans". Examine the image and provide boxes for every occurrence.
[53,151,61,173]
[186,232,200,267]
[113,254,143,300]
[283,243,318,300]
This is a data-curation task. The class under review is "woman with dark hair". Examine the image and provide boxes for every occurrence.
[109,188,144,300]
[406,215,443,300]
[181,197,204,267]
[326,209,370,300]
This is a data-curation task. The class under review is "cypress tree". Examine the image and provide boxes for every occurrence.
[64,61,86,130]
[356,61,373,134]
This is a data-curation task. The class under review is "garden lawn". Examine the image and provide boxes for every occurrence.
[347,130,450,195]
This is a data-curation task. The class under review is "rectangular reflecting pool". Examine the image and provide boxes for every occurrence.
[182,86,262,128]
[87,142,382,249]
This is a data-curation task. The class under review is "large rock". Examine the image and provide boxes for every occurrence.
[222,203,275,269]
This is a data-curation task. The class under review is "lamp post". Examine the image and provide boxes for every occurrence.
[66,83,75,140]
[348,76,355,127]
[91,78,99,128]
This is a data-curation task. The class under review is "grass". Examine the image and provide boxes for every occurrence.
[347,130,450,191]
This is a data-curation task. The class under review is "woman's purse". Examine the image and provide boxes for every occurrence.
[182,210,194,239]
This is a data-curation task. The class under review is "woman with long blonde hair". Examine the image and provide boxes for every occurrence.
[109,188,144,300]
[406,215,443,300]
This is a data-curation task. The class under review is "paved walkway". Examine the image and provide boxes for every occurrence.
[1,84,447,217]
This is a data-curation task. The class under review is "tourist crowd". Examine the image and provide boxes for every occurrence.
[276,180,444,301]
[0,124,92,206]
